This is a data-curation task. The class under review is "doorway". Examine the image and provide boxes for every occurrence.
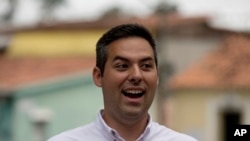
[221,110,241,141]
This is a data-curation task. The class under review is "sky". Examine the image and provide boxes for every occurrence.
[11,0,160,25]
[1,0,250,31]
[176,0,250,31]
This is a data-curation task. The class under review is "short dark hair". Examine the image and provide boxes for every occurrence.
[96,23,157,76]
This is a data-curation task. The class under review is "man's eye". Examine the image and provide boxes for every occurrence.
[141,63,153,70]
[115,64,128,70]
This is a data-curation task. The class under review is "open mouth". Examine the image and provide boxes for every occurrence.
[122,89,145,98]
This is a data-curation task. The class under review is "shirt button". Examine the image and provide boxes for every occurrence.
[111,130,116,136]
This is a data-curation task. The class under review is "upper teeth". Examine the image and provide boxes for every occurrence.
[126,90,142,94]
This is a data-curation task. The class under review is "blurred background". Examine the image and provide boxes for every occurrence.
[1,0,250,141]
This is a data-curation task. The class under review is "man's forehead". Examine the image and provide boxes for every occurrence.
[105,37,156,61]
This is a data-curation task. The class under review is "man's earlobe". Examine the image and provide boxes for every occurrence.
[93,67,102,87]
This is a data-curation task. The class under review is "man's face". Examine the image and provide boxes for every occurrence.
[93,37,158,121]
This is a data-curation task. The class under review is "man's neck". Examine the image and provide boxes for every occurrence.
[103,112,149,141]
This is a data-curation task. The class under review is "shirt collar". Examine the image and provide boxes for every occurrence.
[94,109,152,141]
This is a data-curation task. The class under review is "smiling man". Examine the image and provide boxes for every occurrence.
[48,24,198,141]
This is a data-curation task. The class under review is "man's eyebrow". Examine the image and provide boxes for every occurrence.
[141,57,154,62]
[112,56,129,62]
[112,56,154,63]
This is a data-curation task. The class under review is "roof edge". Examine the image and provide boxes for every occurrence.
[14,71,93,98]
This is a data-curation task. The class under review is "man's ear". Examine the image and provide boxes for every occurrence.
[93,66,102,87]
[157,77,159,86]
[157,70,159,86]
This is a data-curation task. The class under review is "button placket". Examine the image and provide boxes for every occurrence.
[111,130,116,136]
[110,129,126,141]
[111,130,118,141]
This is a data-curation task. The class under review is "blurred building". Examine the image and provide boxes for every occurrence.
[167,34,250,141]
[0,22,105,141]
[0,15,163,141]
[0,57,100,141]
[1,10,249,141]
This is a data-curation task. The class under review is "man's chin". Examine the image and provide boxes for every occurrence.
[121,107,146,119]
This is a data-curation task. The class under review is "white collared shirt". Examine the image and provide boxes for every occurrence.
[48,110,198,141]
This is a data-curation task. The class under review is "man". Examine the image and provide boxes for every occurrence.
[48,24,197,141]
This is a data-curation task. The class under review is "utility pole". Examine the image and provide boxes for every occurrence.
[154,1,176,125]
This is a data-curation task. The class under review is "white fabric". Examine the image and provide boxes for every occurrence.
[48,110,198,141]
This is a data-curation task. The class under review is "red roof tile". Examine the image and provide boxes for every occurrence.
[0,57,95,90]
[168,34,250,90]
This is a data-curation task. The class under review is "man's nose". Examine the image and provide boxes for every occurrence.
[129,65,142,83]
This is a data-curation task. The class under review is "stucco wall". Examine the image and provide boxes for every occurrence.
[168,89,250,141]
[12,73,103,141]
[7,29,106,57]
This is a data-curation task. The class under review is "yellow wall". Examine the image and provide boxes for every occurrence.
[169,89,250,141]
[171,91,212,129]
[7,29,106,57]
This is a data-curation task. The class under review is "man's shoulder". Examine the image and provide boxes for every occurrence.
[47,122,97,141]
[149,122,198,141]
